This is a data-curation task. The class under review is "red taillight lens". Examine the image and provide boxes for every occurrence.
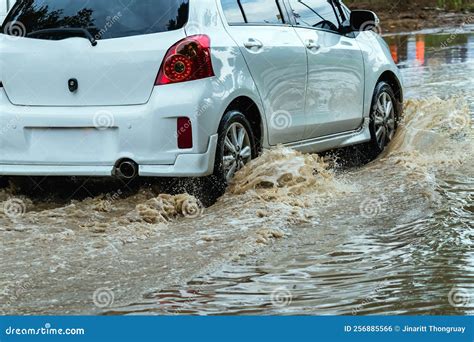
[156,35,214,85]
[177,117,193,149]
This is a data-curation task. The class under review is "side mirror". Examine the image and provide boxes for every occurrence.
[350,10,380,32]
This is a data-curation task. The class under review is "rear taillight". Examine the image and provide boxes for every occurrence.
[177,117,193,149]
[156,35,214,85]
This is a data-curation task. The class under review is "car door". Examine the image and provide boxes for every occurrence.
[286,0,365,139]
[220,0,308,145]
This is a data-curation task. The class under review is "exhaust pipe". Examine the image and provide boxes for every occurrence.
[115,160,138,179]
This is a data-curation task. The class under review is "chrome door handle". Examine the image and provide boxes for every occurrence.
[305,40,321,50]
[244,38,263,49]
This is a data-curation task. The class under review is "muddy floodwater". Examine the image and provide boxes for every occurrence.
[0,30,473,315]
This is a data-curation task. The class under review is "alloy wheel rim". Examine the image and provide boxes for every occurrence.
[374,92,396,148]
[223,123,252,182]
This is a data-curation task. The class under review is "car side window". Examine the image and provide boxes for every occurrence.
[288,0,340,32]
[240,0,284,24]
[341,3,351,20]
[220,0,285,25]
[221,0,246,24]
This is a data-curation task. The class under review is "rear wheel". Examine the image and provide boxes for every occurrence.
[214,110,257,185]
[174,111,257,206]
[368,82,398,155]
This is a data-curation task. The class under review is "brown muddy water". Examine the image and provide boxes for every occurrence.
[0,31,473,316]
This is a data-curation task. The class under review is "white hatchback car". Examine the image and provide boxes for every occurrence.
[0,0,402,189]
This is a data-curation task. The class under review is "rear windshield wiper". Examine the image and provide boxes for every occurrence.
[27,28,98,46]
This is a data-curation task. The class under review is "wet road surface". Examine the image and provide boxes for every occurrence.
[0,30,473,315]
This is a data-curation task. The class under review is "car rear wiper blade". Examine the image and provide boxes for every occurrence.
[27,28,98,47]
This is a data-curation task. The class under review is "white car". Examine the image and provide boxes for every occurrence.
[0,0,402,191]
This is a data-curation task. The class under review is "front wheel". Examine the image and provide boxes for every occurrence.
[368,81,399,155]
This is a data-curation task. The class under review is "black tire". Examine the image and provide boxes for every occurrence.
[180,110,257,206]
[214,110,257,185]
[0,176,8,189]
[368,81,399,156]
[9,176,38,194]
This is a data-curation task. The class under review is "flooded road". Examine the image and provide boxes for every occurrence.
[0,30,473,315]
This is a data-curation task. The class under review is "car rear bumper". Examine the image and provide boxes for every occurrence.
[0,134,218,177]
[0,80,221,178]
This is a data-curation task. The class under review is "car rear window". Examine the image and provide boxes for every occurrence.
[4,0,189,40]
